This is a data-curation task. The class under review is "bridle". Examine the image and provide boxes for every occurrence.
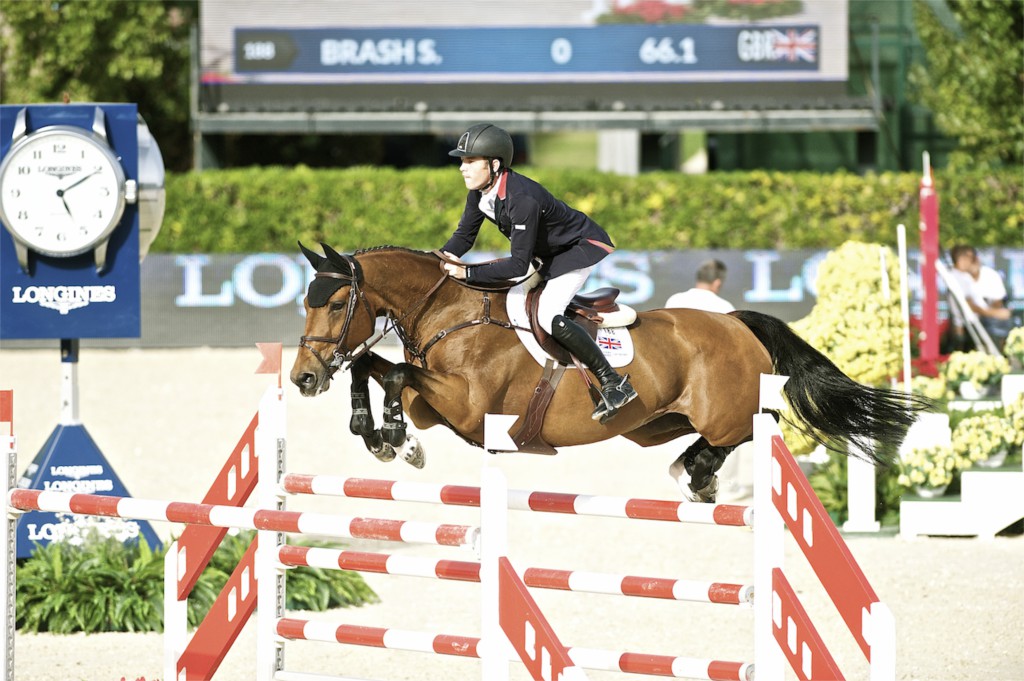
[298,253,452,387]
[298,254,377,387]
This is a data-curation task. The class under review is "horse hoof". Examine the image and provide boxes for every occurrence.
[686,476,719,504]
[669,458,690,491]
[370,444,397,463]
[396,435,425,469]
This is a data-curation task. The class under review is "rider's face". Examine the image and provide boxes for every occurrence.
[459,156,494,191]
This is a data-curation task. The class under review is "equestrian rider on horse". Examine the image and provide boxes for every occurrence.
[439,123,638,423]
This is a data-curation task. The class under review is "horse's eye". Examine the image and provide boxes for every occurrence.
[329,301,346,312]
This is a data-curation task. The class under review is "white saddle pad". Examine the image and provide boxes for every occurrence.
[506,281,635,368]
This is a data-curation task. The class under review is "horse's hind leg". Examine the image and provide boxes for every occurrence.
[349,354,395,462]
[669,436,734,503]
[381,363,425,469]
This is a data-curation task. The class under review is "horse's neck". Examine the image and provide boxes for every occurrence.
[361,251,506,341]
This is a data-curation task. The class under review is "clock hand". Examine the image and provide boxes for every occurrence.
[60,167,102,192]
[56,188,74,217]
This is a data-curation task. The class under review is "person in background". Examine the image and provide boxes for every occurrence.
[664,259,750,501]
[665,259,735,313]
[439,123,637,423]
[948,244,1014,351]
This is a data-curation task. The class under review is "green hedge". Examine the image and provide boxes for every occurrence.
[154,166,1023,253]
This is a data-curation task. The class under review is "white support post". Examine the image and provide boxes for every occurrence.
[256,387,287,681]
[2,434,17,681]
[897,225,912,391]
[843,448,880,533]
[866,601,897,681]
[752,411,786,681]
[479,465,511,681]
[163,541,188,681]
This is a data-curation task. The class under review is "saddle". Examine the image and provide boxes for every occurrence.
[506,283,637,456]
[526,284,636,365]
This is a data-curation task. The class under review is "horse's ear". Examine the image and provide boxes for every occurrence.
[298,241,326,269]
[321,243,350,271]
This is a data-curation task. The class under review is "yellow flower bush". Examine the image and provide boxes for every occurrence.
[951,413,1013,465]
[1005,393,1024,448]
[791,241,903,387]
[897,374,951,401]
[898,444,957,489]
[941,351,1010,392]
[1004,326,1024,369]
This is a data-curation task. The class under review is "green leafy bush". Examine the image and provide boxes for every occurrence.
[16,531,377,634]
[154,166,1022,253]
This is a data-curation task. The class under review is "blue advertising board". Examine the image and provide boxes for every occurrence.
[0,103,141,339]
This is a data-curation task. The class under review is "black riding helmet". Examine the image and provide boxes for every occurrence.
[449,123,514,168]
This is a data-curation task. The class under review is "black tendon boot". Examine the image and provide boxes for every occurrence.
[551,315,637,423]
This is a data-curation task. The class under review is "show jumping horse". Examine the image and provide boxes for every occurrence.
[290,244,929,502]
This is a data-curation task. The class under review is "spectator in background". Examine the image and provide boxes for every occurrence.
[665,259,750,501]
[665,259,735,313]
[948,244,1014,351]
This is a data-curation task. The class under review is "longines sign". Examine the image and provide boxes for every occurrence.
[5,248,1021,348]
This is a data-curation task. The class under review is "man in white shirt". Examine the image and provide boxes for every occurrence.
[664,259,751,501]
[948,245,1015,351]
[665,259,735,313]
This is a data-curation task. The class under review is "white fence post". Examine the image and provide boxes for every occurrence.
[2,431,16,681]
[163,541,188,681]
[479,465,511,681]
[256,387,287,681]
[752,412,786,680]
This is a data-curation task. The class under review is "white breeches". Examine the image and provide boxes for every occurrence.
[536,266,595,334]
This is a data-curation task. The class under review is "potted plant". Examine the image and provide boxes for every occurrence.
[898,443,958,497]
[1004,327,1024,372]
[951,412,1015,469]
[941,351,1011,399]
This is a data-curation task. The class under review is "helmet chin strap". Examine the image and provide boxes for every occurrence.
[473,159,503,192]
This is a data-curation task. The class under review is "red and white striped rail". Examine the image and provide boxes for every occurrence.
[278,545,753,605]
[276,619,754,681]
[7,489,478,548]
[282,474,753,527]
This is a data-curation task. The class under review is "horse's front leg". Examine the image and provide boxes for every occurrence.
[381,363,426,469]
[349,353,396,462]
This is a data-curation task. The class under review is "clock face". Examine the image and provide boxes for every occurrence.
[0,125,127,258]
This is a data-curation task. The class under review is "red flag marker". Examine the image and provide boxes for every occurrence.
[255,342,283,388]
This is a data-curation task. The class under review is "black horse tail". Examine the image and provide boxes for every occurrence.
[732,309,932,465]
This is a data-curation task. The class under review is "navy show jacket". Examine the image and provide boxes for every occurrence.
[441,170,614,284]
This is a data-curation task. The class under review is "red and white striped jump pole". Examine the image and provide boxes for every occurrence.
[283,474,752,527]
[275,619,753,680]
[6,488,479,549]
[277,545,753,606]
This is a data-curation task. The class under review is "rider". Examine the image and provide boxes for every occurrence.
[439,123,637,423]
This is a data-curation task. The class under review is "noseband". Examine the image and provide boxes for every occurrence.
[298,255,375,384]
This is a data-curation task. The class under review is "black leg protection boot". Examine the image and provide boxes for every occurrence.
[551,315,637,423]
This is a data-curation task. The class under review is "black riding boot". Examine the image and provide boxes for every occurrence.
[551,315,637,423]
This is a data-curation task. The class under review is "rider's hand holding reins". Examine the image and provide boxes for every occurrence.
[441,251,467,280]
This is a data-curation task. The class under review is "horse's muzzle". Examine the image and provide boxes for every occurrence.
[290,368,330,396]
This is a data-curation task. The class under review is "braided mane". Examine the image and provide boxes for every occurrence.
[354,245,436,258]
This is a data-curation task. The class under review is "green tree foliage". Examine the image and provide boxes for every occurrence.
[910,0,1024,167]
[0,0,195,170]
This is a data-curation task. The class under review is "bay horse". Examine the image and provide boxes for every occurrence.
[290,244,928,502]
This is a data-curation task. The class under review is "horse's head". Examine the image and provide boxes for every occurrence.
[291,242,378,396]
